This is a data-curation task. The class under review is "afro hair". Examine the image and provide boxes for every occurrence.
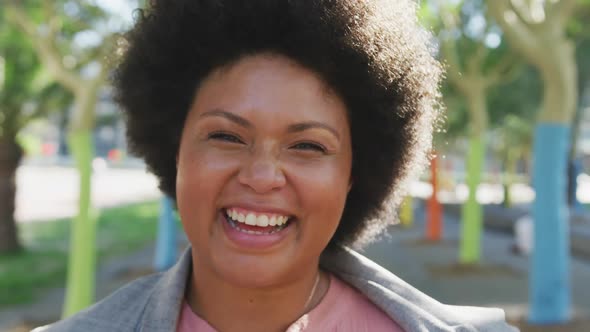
[114,0,442,248]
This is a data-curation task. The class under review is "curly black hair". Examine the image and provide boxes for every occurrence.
[114,0,442,248]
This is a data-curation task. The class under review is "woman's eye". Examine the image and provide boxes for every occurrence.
[208,132,244,144]
[291,142,326,153]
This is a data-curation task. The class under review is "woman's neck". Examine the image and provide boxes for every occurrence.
[186,258,329,332]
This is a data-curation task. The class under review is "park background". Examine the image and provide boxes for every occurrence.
[1,0,590,331]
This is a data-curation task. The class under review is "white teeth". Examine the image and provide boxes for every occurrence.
[257,215,269,227]
[226,209,290,227]
[245,213,256,225]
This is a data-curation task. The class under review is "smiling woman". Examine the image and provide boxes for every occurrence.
[36,1,517,332]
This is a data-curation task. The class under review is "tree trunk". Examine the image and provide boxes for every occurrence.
[460,92,487,265]
[528,34,576,326]
[154,196,178,271]
[530,124,571,323]
[460,135,485,264]
[62,130,98,317]
[0,137,23,254]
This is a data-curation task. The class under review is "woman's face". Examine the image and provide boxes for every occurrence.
[176,54,352,287]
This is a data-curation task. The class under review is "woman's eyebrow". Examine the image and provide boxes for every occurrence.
[287,122,340,140]
[198,109,252,128]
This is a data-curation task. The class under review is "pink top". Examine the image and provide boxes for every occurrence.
[177,274,404,331]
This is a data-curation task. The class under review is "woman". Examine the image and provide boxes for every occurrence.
[38,0,517,331]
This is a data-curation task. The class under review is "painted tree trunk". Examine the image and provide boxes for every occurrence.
[426,154,442,241]
[154,196,178,271]
[459,135,485,264]
[62,130,98,317]
[459,90,487,265]
[486,2,577,320]
[399,195,414,227]
[529,38,576,325]
[530,124,571,323]
[0,137,23,254]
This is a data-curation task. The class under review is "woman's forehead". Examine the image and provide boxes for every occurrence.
[187,54,349,128]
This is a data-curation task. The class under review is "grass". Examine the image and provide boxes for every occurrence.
[0,201,160,307]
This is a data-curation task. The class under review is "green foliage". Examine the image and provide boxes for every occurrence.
[428,0,529,142]
[488,65,541,126]
[567,1,590,39]
[0,5,70,139]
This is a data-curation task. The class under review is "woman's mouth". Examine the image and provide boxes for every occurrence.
[223,208,293,235]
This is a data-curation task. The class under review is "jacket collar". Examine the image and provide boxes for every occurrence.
[138,246,514,332]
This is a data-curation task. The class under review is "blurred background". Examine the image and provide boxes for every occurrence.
[0,0,589,331]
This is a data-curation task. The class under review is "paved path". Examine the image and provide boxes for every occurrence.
[362,204,590,331]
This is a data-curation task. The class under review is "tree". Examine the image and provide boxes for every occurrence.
[488,0,590,323]
[6,1,123,316]
[0,6,67,254]
[488,65,540,206]
[426,0,520,263]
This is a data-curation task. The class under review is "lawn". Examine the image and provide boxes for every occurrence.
[0,201,160,307]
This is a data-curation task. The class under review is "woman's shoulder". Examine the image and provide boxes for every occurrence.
[33,273,164,332]
[321,246,519,332]
[35,248,194,332]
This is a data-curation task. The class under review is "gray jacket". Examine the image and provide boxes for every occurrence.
[35,246,518,332]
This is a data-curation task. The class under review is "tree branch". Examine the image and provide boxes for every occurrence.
[435,1,471,94]
[487,0,542,67]
[467,41,487,76]
[509,0,536,24]
[488,56,523,85]
[440,38,470,94]
[5,4,82,94]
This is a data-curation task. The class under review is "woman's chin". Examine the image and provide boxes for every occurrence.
[212,254,297,288]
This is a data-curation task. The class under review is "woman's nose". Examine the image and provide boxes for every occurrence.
[237,149,286,193]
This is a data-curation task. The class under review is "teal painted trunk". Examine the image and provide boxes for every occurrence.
[154,196,178,271]
[529,124,571,324]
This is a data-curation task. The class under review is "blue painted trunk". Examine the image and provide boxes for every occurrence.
[529,124,571,323]
[154,196,178,271]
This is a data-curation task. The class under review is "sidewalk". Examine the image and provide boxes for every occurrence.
[362,204,590,331]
